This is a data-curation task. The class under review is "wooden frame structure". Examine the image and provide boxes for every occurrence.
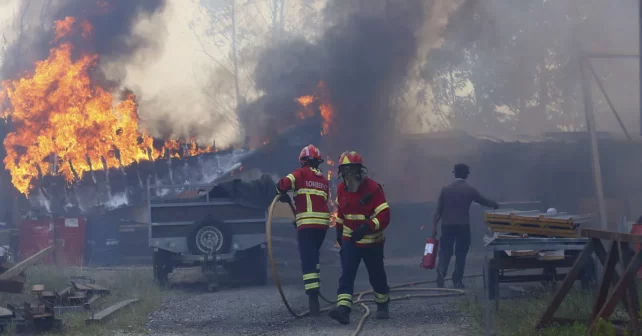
[538,229,642,334]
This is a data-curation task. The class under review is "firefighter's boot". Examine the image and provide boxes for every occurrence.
[308,294,320,316]
[375,302,389,319]
[329,305,351,325]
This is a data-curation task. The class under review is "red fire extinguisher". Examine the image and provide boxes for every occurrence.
[421,237,439,269]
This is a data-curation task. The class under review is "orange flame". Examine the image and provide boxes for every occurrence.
[296,95,314,107]
[54,17,76,42]
[294,81,334,135]
[0,17,214,195]
[80,20,93,39]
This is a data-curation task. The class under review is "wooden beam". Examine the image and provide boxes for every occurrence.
[589,241,619,325]
[85,299,139,325]
[589,251,642,332]
[582,229,642,244]
[592,239,631,312]
[0,246,54,280]
[538,241,595,328]
[618,243,640,324]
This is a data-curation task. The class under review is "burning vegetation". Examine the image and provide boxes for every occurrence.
[0,17,213,196]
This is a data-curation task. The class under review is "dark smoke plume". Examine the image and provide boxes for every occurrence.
[245,0,426,166]
[1,0,167,81]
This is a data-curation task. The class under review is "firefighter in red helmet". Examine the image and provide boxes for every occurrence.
[328,151,391,325]
[276,144,330,316]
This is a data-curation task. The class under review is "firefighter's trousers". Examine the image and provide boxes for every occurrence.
[335,241,389,309]
[298,228,327,295]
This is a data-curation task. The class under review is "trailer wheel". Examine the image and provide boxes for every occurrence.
[188,221,230,255]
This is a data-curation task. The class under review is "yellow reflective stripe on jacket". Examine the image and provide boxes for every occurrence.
[296,212,330,220]
[372,202,389,218]
[342,228,384,243]
[335,217,344,224]
[286,174,296,185]
[294,188,328,200]
[358,236,385,244]
[306,194,312,212]
[297,218,331,226]
[372,218,380,231]
[344,214,367,220]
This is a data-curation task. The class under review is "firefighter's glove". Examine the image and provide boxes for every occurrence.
[350,223,371,243]
[336,227,343,246]
[278,192,292,203]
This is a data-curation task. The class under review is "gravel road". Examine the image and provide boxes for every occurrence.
[147,235,482,336]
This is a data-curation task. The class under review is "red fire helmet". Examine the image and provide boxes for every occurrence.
[299,144,322,163]
[338,151,363,167]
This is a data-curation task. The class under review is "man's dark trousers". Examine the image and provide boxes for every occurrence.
[298,228,327,294]
[437,225,471,283]
[336,242,390,308]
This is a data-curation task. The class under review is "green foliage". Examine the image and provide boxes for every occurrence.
[457,289,629,336]
[425,0,639,135]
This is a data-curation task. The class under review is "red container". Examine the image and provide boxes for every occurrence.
[53,218,87,266]
[19,219,55,264]
[421,237,439,269]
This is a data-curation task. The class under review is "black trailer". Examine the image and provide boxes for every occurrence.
[148,176,275,291]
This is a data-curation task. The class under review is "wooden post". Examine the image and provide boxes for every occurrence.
[579,54,608,230]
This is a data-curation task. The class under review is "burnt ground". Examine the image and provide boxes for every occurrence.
[146,225,485,336]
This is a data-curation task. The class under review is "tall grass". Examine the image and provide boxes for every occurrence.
[459,286,633,336]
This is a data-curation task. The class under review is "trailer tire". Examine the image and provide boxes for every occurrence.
[188,220,231,255]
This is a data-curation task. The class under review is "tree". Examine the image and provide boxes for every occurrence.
[188,0,325,142]
[424,0,638,136]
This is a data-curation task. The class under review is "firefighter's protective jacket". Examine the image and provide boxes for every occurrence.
[335,178,391,247]
[278,167,330,231]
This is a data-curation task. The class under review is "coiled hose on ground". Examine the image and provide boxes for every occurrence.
[266,195,467,336]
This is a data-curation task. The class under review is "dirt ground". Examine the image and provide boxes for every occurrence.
[146,234,483,336]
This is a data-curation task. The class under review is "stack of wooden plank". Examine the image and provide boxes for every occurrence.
[484,210,590,238]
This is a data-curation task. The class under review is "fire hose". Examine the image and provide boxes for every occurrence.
[266,195,466,336]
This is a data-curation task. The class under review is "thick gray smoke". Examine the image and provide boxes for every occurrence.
[1,0,167,82]
[244,0,427,165]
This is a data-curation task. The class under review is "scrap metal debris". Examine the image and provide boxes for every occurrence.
[85,299,139,325]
